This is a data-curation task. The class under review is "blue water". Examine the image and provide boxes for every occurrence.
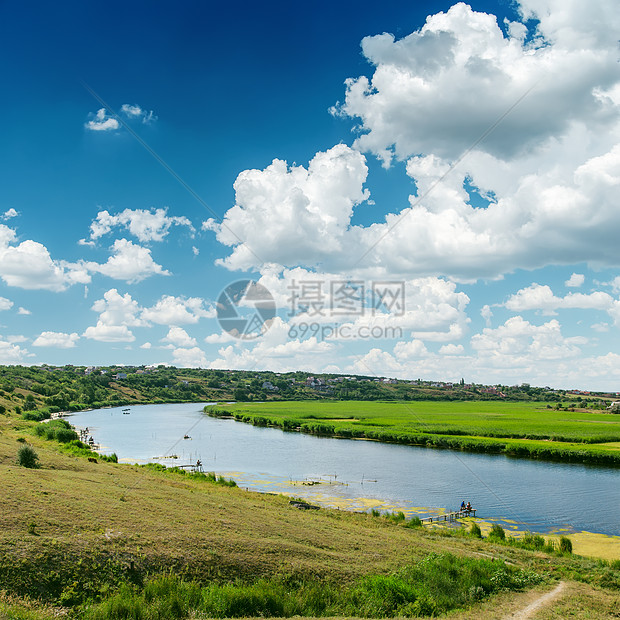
[70,402,620,536]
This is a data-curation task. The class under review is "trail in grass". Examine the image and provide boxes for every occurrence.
[505,581,566,619]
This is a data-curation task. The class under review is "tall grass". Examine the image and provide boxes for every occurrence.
[83,553,542,619]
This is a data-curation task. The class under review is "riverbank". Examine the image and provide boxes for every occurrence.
[205,401,620,466]
[2,409,620,618]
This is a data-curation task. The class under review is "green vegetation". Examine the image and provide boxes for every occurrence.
[489,524,506,541]
[1,403,619,619]
[17,444,39,468]
[83,554,542,619]
[0,364,615,419]
[206,400,620,465]
[1,369,620,618]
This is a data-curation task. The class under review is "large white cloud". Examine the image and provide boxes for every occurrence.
[504,283,620,324]
[141,295,214,325]
[207,317,334,371]
[207,1,620,281]
[32,331,79,348]
[172,346,209,368]
[87,239,169,283]
[0,339,29,363]
[91,289,146,327]
[162,326,197,348]
[204,144,369,271]
[83,323,136,343]
[336,1,619,163]
[0,225,90,291]
[83,289,144,343]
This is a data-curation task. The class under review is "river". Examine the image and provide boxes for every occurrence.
[69,402,620,537]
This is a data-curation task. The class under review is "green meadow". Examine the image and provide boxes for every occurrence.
[206,401,620,465]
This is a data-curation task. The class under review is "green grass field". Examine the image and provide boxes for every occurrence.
[207,401,620,465]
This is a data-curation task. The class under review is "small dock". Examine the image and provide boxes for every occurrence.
[175,461,204,473]
[420,509,476,524]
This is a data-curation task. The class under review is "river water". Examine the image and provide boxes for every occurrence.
[69,402,620,536]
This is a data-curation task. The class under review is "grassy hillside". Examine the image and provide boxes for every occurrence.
[1,408,620,618]
[207,401,620,465]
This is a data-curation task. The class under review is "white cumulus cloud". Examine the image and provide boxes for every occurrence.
[1,208,18,220]
[565,273,585,287]
[32,331,79,348]
[85,108,119,132]
[83,323,136,343]
[209,1,620,281]
[142,295,214,325]
[0,224,90,291]
[84,207,193,243]
[162,327,197,348]
[505,283,620,323]
[172,346,209,368]
[87,239,169,283]
[205,144,369,271]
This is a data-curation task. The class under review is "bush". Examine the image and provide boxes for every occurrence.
[559,536,573,554]
[470,522,482,538]
[488,524,506,541]
[405,516,423,528]
[17,445,39,468]
[22,410,50,422]
[522,532,546,550]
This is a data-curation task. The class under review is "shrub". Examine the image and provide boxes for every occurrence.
[559,536,573,554]
[522,532,546,550]
[22,410,50,422]
[17,445,39,468]
[405,516,423,528]
[470,522,482,538]
[488,524,506,541]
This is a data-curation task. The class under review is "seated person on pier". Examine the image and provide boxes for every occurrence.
[466,501,472,512]
[460,500,466,511]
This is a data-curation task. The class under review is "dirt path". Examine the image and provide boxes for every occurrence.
[504,581,566,619]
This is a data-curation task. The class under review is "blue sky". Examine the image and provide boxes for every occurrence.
[1,0,620,390]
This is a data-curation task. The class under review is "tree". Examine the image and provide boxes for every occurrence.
[233,387,249,402]
[24,394,37,411]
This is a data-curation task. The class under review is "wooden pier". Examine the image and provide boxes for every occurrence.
[420,509,476,524]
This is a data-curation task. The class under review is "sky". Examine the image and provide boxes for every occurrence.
[1,0,619,390]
